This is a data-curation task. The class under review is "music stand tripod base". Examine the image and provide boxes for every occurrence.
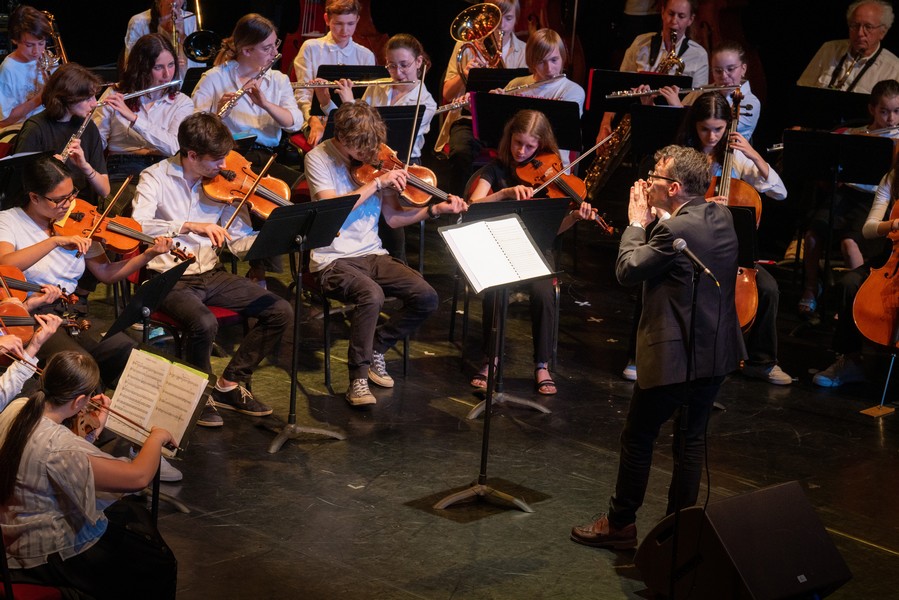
[467,392,551,420]
[433,482,534,513]
[267,422,347,453]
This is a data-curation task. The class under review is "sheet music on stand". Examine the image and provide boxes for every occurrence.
[439,214,556,294]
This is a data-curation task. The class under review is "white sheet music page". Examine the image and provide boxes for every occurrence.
[440,215,551,294]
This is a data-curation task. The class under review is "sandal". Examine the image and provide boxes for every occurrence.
[470,362,490,389]
[535,368,557,395]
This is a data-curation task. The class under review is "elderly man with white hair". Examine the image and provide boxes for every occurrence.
[799,0,899,93]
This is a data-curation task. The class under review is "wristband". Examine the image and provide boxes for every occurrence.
[427,204,439,220]
[375,177,382,191]
[86,170,97,180]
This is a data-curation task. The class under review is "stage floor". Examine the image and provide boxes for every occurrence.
[92,222,899,599]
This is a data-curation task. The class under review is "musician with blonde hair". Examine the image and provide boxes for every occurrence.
[0,5,53,129]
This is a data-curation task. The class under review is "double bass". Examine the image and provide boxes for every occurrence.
[706,88,761,332]
[853,202,899,348]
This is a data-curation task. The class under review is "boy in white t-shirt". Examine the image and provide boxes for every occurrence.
[0,6,53,129]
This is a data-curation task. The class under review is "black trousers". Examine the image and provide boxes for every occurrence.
[481,277,556,365]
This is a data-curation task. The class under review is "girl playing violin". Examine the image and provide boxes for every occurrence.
[0,319,62,412]
[0,351,177,599]
[0,6,53,130]
[192,13,303,168]
[94,33,193,203]
[467,109,594,395]
[335,33,437,263]
[13,63,110,202]
[0,155,173,385]
[679,92,792,385]
[799,79,899,318]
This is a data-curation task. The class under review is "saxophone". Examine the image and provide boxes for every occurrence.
[583,32,687,200]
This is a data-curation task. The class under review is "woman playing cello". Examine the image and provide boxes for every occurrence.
[466,109,594,395]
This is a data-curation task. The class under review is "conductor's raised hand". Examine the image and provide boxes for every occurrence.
[628,179,653,227]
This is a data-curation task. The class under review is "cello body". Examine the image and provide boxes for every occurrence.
[853,203,899,348]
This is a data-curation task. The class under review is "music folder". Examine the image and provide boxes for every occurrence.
[470,93,581,150]
[586,69,692,112]
[319,105,424,159]
[788,85,870,130]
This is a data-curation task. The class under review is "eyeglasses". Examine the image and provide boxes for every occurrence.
[711,63,743,76]
[386,60,415,71]
[647,171,680,184]
[40,187,79,205]
[848,22,884,33]
[258,38,282,53]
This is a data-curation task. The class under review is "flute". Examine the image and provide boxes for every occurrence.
[218,53,281,119]
[605,84,738,99]
[291,78,412,89]
[434,74,566,114]
[98,79,184,105]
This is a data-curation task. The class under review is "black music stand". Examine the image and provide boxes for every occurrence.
[243,195,359,453]
[586,69,692,112]
[319,105,424,154]
[470,93,581,150]
[309,64,391,116]
[435,214,559,513]
[789,85,870,130]
[629,104,686,166]
[0,151,50,209]
[181,66,211,96]
[782,129,892,313]
[465,67,530,92]
[456,198,569,419]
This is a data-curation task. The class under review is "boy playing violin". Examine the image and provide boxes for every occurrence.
[131,112,293,427]
[304,101,466,406]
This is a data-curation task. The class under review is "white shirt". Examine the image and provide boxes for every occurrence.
[0,398,121,569]
[293,33,376,125]
[192,60,304,148]
[621,32,709,88]
[712,150,787,200]
[798,40,899,94]
[0,207,103,293]
[0,56,49,124]
[444,34,528,90]
[131,155,256,275]
[868,173,895,238]
[683,80,760,140]
[94,87,194,155]
[361,82,436,160]
[123,9,204,71]
[504,74,586,115]
[304,139,386,271]
[0,357,39,413]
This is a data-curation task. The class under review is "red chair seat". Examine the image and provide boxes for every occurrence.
[150,306,242,328]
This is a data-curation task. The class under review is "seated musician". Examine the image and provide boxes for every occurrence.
[293,0,375,148]
[466,110,594,395]
[334,33,437,263]
[799,79,899,317]
[0,155,172,387]
[813,153,899,387]
[798,0,899,94]
[680,92,792,385]
[131,112,292,427]
[12,63,110,202]
[124,0,203,75]
[303,101,466,406]
[0,6,53,130]
[0,352,177,599]
[653,40,760,140]
[94,33,193,205]
[502,28,585,166]
[597,0,708,143]
[438,0,527,196]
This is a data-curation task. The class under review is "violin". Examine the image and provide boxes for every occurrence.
[202,151,292,220]
[53,197,193,261]
[516,151,615,235]
[853,202,899,348]
[705,88,760,333]
[0,264,78,305]
[352,144,453,208]
[66,395,104,442]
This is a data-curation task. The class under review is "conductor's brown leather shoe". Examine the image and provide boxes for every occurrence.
[570,515,637,549]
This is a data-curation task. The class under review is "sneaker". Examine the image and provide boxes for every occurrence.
[346,378,377,406]
[211,385,273,416]
[570,514,638,550]
[128,448,183,483]
[813,355,866,388]
[622,361,637,381]
[368,351,394,388]
[196,398,224,427]
[742,363,793,386]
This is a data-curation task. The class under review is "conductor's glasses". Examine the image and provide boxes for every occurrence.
[647,171,679,185]
[848,22,884,33]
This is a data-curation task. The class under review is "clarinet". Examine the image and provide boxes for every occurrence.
[59,108,98,162]
[217,53,282,119]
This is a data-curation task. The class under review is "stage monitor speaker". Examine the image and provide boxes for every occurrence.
[634,481,852,599]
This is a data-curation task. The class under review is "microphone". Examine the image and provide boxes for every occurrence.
[673,238,719,287]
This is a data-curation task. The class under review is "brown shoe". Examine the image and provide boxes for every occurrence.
[570,514,637,549]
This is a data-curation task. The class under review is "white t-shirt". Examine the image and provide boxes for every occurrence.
[0,56,48,124]
[304,139,386,271]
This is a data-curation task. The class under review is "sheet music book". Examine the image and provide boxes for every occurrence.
[439,214,555,294]
[107,348,212,458]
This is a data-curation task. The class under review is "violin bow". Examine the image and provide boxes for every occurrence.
[403,63,428,171]
[78,174,135,257]
[87,398,183,452]
[221,153,277,233]
[531,130,616,196]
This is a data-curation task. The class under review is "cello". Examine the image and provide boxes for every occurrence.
[853,202,899,348]
[706,88,761,332]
